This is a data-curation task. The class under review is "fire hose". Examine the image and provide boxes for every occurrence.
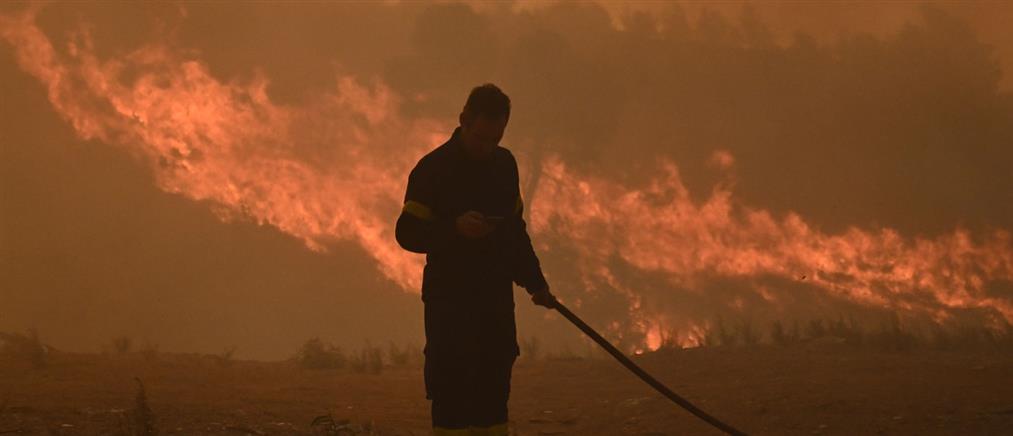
[551,300,748,436]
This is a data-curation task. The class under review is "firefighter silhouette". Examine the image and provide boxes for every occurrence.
[396,84,556,435]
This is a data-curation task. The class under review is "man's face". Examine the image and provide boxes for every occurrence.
[460,114,508,159]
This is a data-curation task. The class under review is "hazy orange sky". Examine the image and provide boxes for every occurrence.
[2,1,1012,359]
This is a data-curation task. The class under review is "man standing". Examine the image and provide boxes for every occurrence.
[395,84,556,436]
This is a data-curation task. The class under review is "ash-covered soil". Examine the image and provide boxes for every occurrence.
[1,344,1011,435]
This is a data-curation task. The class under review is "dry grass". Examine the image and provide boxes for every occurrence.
[0,329,49,369]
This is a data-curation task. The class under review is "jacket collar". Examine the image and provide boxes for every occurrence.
[449,126,464,146]
[446,126,497,163]
[443,126,464,160]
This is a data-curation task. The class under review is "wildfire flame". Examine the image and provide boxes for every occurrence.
[531,156,1013,347]
[3,7,1012,350]
[1,7,445,290]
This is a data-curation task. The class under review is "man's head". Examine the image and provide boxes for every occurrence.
[459,83,510,159]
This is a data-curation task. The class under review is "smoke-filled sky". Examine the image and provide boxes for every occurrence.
[2,1,1012,359]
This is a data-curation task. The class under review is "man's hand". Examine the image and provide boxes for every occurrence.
[455,210,495,239]
[530,284,557,309]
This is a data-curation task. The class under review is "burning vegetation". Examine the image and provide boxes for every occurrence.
[3,4,1013,356]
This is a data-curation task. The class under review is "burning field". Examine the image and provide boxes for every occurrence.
[2,1,1013,435]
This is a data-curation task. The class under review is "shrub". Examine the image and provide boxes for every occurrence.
[214,346,237,367]
[520,336,541,361]
[387,342,419,367]
[868,316,916,352]
[806,319,827,339]
[296,338,347,369]
[701,325,717,347]
[770,320,788,346]
[931,324,1013,352]
[350,342,383,374]
[716,318,737,347]
[0,329,48,368]
[736,319,759,346]
[112,336,133,354]
[824,315,865,345]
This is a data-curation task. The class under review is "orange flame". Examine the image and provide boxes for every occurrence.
[531,156,1013,348]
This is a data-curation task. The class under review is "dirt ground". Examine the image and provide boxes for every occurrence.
[1,344,1011,435]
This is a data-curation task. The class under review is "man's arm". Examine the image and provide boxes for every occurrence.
[510,196,549,294]
[395,160,456,254]
[509,183,556,309]
[504,153,550,298]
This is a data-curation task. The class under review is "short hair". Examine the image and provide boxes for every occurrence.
[462,83,510,121]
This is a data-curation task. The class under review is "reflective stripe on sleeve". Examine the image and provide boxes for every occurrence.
[403,200,435,221]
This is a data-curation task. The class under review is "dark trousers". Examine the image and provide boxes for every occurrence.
[426,350,516,428]
[423,298,518,429]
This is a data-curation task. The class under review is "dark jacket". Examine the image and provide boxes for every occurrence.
[395,127,547,356]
